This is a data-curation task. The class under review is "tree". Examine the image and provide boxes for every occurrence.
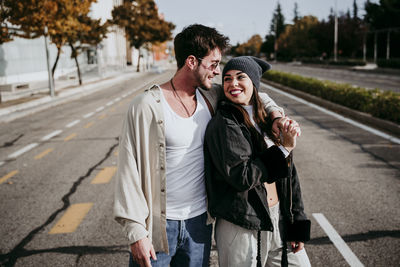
[261,2,286,60]
[3,0,106,84]
[260,34,275,59]
[313,9,364,60]
[4,0,66,79]
[67,14,108,85]
[353,0,358,19]
[277,16,320,59]
[111,0,174,72]
[338,12,364,58]
[364,0,400,29]
[0,0,12,44]
[48,0,104,84]
[270,2,286,39]
[293,2,300,23]
[235,34,263,56]
[228,42,240,56]
[364,0,400,59]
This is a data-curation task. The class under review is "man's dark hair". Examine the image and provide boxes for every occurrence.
[174,24,230,69]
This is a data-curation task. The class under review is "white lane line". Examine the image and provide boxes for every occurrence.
[96,106,104,112]
[8,143,39,159]
[66,120,81,128]
[83,112,94,118]
[114,97,121,102]
[263,83,400,144]
[122,93,128,98]
[313,213,364,267]
[106,101,114,106]
[41,130,63,141]
[0,161,4,167]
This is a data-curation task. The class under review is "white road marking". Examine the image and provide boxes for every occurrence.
[8,143,39,159]
[41,130,63,141]
[263,83,400,144]
[1,91,136,166]
[66,120,80,128]
[313,213,364,267]
[83,112,94,118]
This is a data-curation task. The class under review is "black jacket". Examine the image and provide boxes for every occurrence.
[204,101,310,242]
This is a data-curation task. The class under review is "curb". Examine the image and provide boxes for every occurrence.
[262,79,400,138]
[0,71,142,123]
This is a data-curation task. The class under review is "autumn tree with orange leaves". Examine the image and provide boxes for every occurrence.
[111,0,175,72]
[1,0,107,85]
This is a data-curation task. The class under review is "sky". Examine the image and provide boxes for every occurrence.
[155,0,379,45]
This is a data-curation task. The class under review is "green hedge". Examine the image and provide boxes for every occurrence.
[263,70,400,124]
[299,58,366,66]
[377,59,400,69]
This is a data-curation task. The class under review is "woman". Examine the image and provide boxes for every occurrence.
[204,56,311,267]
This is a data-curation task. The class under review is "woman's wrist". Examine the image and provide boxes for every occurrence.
[283,145,293,153]
[271,116,282,126]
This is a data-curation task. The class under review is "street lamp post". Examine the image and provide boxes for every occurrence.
[334,0,338,62]
[363,33,367,62]
[386,31,390,60]
[274,16,277,62]
[374,32,378,63]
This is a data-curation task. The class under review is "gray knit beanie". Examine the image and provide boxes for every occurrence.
[222,56,271,90]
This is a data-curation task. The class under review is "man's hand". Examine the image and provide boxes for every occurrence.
[290,241,305,253]
[130,237,157,267]
[272,116,301,139]
[278,117,298,152]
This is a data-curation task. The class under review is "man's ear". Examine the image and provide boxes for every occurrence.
[185,55,198,70]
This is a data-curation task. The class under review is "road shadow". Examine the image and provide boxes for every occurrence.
[308,230,400,245]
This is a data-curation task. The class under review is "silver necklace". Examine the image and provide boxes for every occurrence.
[170,78,196,117]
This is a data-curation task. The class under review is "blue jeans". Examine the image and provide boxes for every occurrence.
[129,212,212,267]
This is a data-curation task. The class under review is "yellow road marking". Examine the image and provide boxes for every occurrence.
[34,148,54,160]
[98,114,107,120]
[91,166,117,184]
[49,203,93,234]
[0,170,19,184]
[64,133,77,142]
[84,122,94,128]
[114,151,118,156]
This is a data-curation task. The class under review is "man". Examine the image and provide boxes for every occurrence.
[114,24,292,267]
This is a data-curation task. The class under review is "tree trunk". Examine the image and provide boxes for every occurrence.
[51,48,61,83]
[70,43,82,85]
[136,51,141,72]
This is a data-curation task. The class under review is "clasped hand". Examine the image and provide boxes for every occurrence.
[272,116,301,152]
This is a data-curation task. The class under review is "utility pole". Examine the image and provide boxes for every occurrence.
[374,32,378,63]
[363,33,367,62]
[274,16,277,62]
[334,0,338,62]
[44,26,55,97]
[386,31,390,60]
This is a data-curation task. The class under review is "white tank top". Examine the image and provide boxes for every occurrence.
[160,87,212,220]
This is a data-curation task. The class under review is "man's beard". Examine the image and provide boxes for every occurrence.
[194,68,212,90]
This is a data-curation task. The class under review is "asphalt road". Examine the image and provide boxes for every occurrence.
[0,69,399,266]
[260,82,400,267]
[270,63,400,93]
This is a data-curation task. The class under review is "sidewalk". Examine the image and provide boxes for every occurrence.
[0,64,167,123]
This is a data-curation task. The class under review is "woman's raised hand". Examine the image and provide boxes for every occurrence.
[277,117,298,152]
